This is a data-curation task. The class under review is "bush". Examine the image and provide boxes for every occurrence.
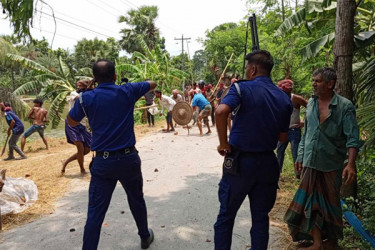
[340,148,375,248]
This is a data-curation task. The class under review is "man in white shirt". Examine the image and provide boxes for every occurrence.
[155,90,176,132]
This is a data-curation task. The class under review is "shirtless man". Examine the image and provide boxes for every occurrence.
[21,99,49,151]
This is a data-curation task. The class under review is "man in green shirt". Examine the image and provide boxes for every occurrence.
[284,67,363,250]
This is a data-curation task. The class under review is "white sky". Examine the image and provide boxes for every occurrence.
[0,0,249,57]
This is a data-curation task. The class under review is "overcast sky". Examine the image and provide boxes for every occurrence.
[0,0,250,57]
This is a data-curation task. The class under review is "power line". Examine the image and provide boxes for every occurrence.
[39,14,110,39]
[84,0,118,16]
[96,0,124,15]
[36,9,113,38]
[31,26,79,42]
[53,9,118,34]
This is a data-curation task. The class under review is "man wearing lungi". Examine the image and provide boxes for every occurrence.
[284,67,363,250]
[61,79,93,175]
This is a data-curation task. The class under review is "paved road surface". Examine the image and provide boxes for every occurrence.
[0,126,289,250]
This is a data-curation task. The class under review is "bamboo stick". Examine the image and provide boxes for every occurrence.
[209,53,234,99]
[134,104,158,111]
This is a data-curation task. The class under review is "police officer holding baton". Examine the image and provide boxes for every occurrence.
[67,59,156,250]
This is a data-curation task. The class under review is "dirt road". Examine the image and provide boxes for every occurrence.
[0,125,290,249]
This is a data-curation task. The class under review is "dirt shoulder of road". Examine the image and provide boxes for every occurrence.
[0,121,165,231]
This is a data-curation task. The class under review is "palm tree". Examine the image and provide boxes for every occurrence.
[119,6,161,54]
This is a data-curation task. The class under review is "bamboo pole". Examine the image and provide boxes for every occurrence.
[134,104,158,111]
[209,53,234,99]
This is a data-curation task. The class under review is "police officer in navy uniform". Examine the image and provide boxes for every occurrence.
[67,59,156,250]
[214,50,293,249]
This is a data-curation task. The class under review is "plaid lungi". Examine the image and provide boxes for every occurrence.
[65,119,92,148]
[284,167,343,241]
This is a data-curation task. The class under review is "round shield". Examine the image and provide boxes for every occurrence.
[172,102,193,125]
[148,106,159,115]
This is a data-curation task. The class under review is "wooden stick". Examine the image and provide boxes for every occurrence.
[1,134,10,157]
[134,104,158,111]
[210,53,234,99]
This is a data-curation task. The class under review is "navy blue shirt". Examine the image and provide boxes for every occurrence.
[69,82,150,151]
[5,111,24,135]
[222,76,293,152]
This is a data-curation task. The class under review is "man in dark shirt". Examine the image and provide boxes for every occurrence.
[144,90,155,126]
[67,60,156,250]
[214,50,293,250]
[1,102,26,160]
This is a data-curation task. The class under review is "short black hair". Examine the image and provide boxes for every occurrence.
[33,98,43,106]
[313,67,337,89]
[3,101,10,107]
[245,50,274,76]
[154,90,162,94]
[92,59,116,83]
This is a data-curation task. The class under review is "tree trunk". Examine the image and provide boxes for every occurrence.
[281,0,286,21]
[333,0,357,198]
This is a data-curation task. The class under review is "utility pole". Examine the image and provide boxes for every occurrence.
[174,34,191,71]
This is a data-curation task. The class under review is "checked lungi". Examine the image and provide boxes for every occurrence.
[284,167,343,241]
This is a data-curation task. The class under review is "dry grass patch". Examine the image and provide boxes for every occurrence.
[0,121,163,230]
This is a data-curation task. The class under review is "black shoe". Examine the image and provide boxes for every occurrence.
[3,156,15,161]
[141,229,154,249]
[16,156,27,160]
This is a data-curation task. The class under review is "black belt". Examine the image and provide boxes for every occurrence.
[95,146,137,158]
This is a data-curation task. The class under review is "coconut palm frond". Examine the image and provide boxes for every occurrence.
[358,103,375,147]
[358,57,375,103]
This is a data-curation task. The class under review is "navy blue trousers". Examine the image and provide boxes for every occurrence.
[82,151,150,250]
[214,152,280,250]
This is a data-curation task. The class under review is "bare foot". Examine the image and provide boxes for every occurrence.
[206,131,212,135]
[81,170,88,176]
[61,160,66,175]
[198,134,203,137]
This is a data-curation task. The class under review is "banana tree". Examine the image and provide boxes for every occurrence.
[7,53,91,128]
[275,0,375,62]
[116,38,190,93]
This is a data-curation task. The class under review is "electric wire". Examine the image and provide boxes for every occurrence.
[53,9,118,34]
[84,0,115,17]
[35,9,113,38]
